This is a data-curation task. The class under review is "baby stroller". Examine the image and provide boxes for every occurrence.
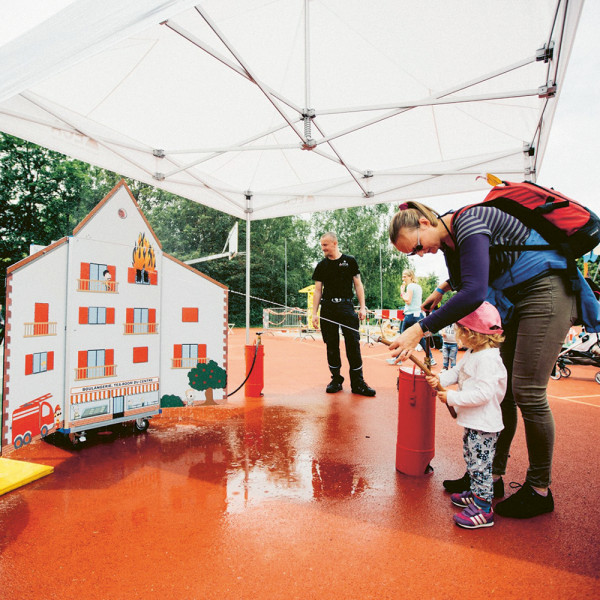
[551,331,600,384]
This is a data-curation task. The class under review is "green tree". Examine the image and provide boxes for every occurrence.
[188,360,227,405]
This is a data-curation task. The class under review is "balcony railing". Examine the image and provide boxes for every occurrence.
[24,322,57,337]
[172,357,207,369]
[78,279,119,293]
[75,364,116,380]
[124,322,159,335]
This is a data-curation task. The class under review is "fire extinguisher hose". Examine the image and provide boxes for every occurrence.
[228,342,259,397]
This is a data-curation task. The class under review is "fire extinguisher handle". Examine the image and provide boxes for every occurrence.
[375,335,457,419]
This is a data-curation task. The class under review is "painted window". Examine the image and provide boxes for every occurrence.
[172,343,207,368]
[79,263,117,292]
[88,307,107,324]
[125,307,157,334]
[76,348,115,379]
[79,306,115,324]
[25,351,54,375]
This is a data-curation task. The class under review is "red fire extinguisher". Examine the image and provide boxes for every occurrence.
[244,334,265,398]
[395,365,436,476]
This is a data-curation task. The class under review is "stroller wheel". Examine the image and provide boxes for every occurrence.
[595,371,600,385]
[560,367,571,378]
[550,368,561,380]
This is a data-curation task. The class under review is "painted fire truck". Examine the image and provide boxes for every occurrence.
[12,393,56,449]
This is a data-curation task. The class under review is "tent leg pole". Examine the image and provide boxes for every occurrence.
[245,195,252,345]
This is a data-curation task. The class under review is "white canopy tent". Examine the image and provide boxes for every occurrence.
[0,0,586,338]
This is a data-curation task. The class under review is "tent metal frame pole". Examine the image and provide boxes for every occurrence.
[315,88,541,116]
[245,193,252,345]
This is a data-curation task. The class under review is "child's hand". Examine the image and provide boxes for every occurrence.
[425,374,439,390]
[437,390,448,404]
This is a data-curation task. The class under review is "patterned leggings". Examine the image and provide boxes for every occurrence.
[463,428,499,505]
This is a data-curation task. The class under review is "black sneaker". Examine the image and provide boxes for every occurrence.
[326,380,343,393]
[495,481,554,518]
[443,472,470,493]
[351,381,376,397]
[443,472,505,498]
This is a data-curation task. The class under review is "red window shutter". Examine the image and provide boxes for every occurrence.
[25,354,33,375]
[47,351,54,371]
[107,265,116,281]
[149,271,158,285]
[106,307,115,324]
[79,307,88,324]
[182,307,199,322]
[173,344,182,368]
[128,267,136,283]
[198,344,207,360]
[34,303,49,323]
[105,349,114,376]
[78,351,88,368]
[148,309,156,323]
[126,308,134,323]
[133,347,148,363]
[80,263,90,290]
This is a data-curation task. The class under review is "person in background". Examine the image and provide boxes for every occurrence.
[312,232,376,397]
[388,269,435,365]
[426,302,506,529]
[441,322,458,370]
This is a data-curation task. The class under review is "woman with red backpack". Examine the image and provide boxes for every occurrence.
[386,193,599,519]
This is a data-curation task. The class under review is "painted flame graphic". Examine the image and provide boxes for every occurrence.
[132,233,156,271]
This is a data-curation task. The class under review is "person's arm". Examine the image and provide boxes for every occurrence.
[312,281,323,328]
[422,280,451,313]
[401,283,413,305]
[420,233,490,332]
[389,233,490,359]
[353,274,367,320]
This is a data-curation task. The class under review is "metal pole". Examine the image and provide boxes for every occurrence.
[284,238,288,309]
[245,194,252,344]
[304,0,311,109]
[380,246,383,310]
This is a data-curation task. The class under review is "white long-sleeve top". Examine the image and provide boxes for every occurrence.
[438,347,506,433]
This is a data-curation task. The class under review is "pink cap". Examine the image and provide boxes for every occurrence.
[457,301,503,335]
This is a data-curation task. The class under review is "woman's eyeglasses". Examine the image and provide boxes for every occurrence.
[407,228,423,256]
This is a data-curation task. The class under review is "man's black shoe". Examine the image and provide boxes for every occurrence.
[326,380,343,393]
[351,381,376,397]
[495,482,554,518]
[443,472,505,498]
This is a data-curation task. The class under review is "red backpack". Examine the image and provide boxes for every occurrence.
[452,180,600,258]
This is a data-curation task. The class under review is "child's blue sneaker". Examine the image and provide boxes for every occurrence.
[453,503,494,529]
[451,490,475,507]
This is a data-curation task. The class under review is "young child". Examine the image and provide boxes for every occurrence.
[441,323,458,370]
[426,302,507,529]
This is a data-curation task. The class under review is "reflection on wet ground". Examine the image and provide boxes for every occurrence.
[1,333,599,599]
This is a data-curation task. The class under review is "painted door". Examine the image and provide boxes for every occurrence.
[113,395,124,419]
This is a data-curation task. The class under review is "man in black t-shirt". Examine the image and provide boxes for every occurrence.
[311,232,375,396]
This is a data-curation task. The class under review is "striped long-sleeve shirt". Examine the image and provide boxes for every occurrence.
[422,206,530,333]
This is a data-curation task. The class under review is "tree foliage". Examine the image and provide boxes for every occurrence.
[0,133,440,324]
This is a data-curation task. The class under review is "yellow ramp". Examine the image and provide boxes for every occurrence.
[0,457,54,496]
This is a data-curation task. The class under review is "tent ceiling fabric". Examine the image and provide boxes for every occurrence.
[0,0,584,220]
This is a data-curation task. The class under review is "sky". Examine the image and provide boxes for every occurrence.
[413,0,600,280]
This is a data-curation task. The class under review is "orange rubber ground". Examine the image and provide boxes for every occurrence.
[1,329,599,599]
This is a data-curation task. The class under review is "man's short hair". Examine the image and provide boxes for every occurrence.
[320,232,338,243]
